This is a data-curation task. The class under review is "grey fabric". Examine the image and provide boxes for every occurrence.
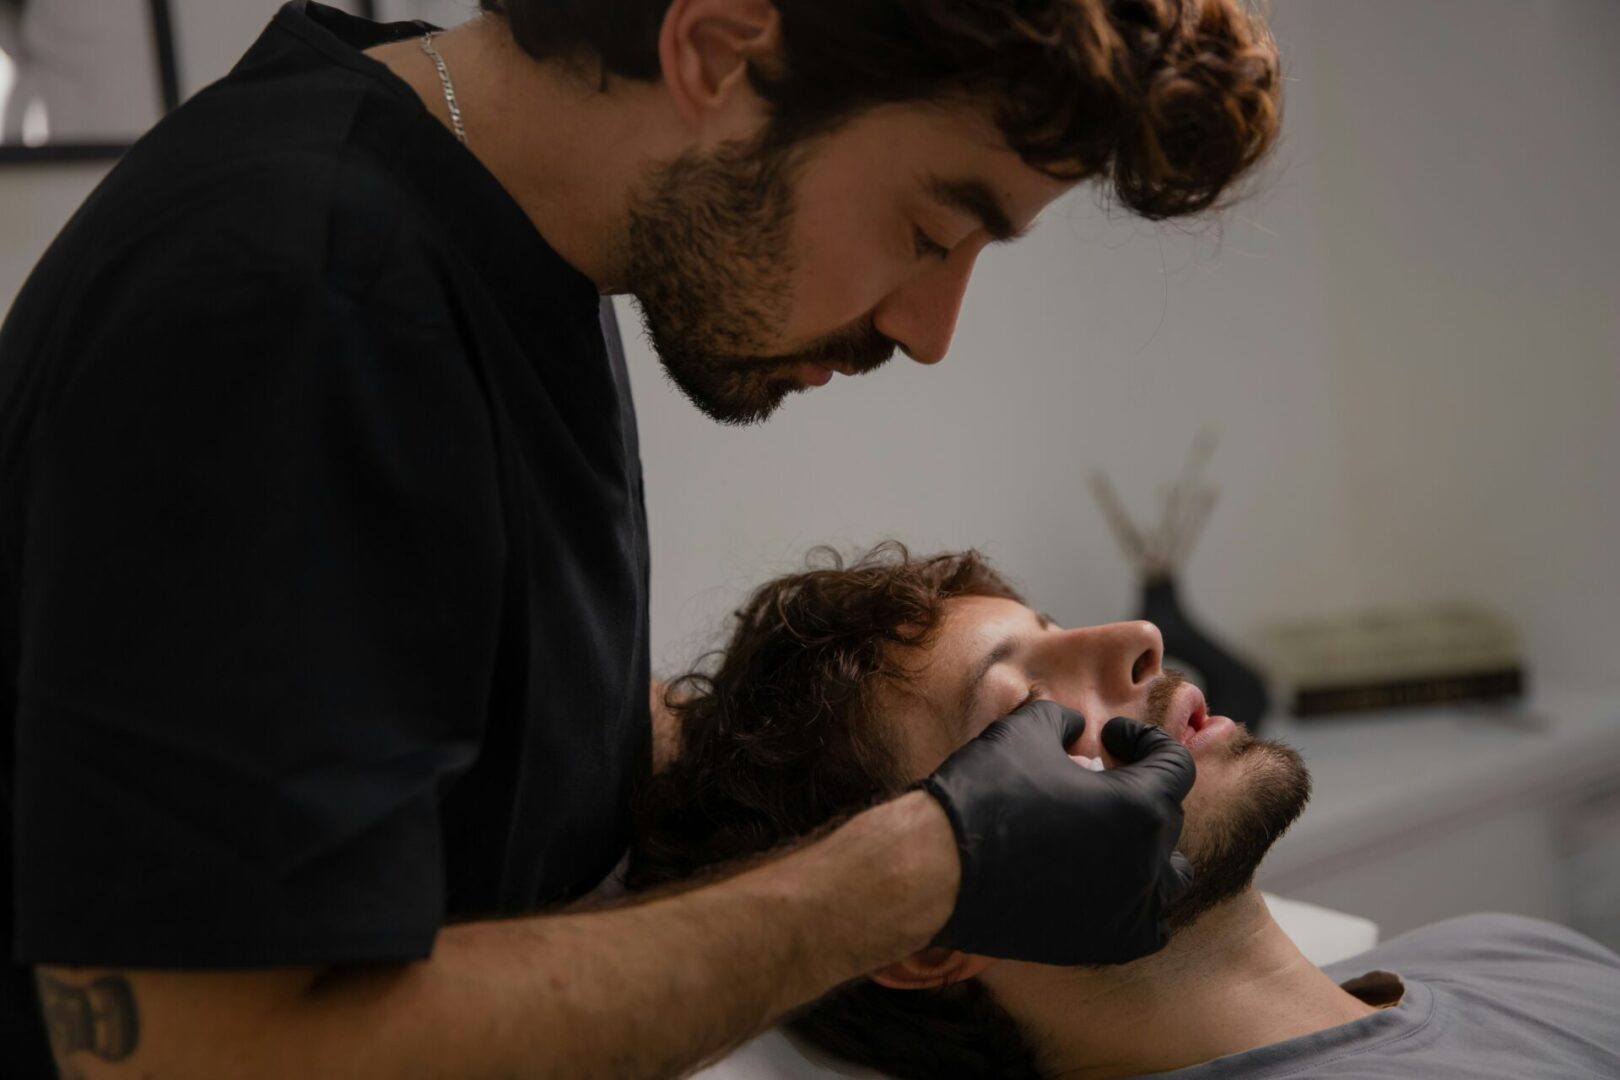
[1149,914,1620,1079]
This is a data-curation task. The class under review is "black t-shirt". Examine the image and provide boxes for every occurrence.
[0,1,651,1069]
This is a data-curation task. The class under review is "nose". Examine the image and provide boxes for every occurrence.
[1050,620,1165,759]
[1051,619,1164,709]
[1114,620,1165,695]
[872,254,976,365]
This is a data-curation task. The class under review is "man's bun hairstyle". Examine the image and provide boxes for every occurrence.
[1105,0,1282,216]
[478,0,1282,219]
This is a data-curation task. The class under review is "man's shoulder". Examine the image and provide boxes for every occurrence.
[1298,916,1620,1078]
[100,143,421,288]
[1327,913,1620,1016]
[47,68,441,310]
[1362,913,1619,972]
[0,148,459,393]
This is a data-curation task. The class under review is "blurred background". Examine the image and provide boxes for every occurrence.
[3,1,1617,947]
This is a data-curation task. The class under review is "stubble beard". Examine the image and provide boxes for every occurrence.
[622,132,896,426]
[1166,730,1312,930]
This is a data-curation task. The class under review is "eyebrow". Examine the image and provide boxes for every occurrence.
[952,608,1056,735]
[925,175,1029,244]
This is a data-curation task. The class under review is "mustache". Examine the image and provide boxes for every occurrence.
[1143,670,1190,730]
[777,317,897,374]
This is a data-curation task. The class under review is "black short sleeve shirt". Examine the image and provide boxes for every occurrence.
[0,1,650,1066]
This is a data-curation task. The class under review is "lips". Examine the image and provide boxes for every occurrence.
[796,362,834,386]
[1158,682,1242,756]
[1163,683,1213,748]
[1081,681,1238,770]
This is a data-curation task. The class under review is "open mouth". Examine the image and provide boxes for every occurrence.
[1162,682,1239,755]
[1164,683,1208,747]
[1183,697,1211,745]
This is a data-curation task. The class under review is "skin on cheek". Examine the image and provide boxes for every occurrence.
[779,106,982,344]
[779,179,903,343]
[794,235,885,340]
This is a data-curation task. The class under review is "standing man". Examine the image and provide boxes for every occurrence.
[1,1,1280,1076]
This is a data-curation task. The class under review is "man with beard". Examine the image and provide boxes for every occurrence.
[629,545,1620,1079]
[1,2,1282,1077]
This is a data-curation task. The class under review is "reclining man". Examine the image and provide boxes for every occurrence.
[628,544,1620,1079]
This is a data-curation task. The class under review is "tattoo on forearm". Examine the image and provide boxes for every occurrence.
[35,971,140,1065]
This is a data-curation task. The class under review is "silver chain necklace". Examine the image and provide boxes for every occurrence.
[419,31,467,145]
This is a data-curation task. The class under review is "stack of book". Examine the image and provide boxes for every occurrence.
[1258,605,1525,718]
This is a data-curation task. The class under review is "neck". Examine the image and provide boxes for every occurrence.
[366,15,683,291]
[989,891,1377,1079]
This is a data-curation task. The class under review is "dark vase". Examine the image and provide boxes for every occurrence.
[1139,576,1270,735]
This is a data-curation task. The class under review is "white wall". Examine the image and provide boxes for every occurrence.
[1304,0,1620,691]
[3,1,1616,694]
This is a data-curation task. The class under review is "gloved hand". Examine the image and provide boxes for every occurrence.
[917,699,1196,965]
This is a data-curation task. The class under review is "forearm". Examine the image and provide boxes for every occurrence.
[294,790,956,1078]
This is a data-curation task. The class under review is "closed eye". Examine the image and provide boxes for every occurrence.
[1013,684,1047,714]
[913,227,951,261]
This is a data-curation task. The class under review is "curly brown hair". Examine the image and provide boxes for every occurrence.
[626,544,1045,1079]
[478,0,1282,219]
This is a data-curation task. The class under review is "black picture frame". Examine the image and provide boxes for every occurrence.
[0,0,181,166]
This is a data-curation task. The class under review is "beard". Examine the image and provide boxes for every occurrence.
[1165,729,1311,930]
[621,132,897,426]
[1134,672,1313,931]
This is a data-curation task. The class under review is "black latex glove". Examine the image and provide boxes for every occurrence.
[917,699,1196,965]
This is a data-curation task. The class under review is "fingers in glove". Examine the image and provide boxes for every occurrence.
[1001,698,1087,752]
[1101,716,1197,802]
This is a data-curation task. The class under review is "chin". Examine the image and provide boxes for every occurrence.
[1167,738,1312,930]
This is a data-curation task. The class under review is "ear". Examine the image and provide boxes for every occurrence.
[657,0,782,129]
[870,947,998,991]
